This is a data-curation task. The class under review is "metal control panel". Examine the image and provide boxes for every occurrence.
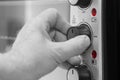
[67,0,103,80]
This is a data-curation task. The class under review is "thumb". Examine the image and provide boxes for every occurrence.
[51,35,90,63]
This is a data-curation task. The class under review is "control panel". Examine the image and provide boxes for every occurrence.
[67,0,102,80]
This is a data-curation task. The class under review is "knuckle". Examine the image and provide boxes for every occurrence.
[45,8,59,17]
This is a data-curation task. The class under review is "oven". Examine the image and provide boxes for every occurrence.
[0,0,107,80]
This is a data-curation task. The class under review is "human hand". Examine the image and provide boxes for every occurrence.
[1,8,90,80]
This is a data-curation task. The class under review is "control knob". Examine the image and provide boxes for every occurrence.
[67,65,92,80]
[68,0,92,8]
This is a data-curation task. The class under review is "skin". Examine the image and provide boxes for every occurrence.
[0,9,90,80]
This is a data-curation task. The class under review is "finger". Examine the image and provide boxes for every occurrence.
[51,35,90,63]
[59,56,82,69]
[59,61,72,69]
[59,55,82,69]
[32,8,70,34]
[67,55,82,65]
[49,31,67,41]
[49,30,56,41]
[54,31,67,42]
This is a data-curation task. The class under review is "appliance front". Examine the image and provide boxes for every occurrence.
[0,0,103,80]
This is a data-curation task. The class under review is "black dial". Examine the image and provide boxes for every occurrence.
[69,0,92,8]
[78,24,92,41]
[67,23,92,50]
[67,24,92,41]
[67,65,92,80]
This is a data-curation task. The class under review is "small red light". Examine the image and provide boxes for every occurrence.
[92,8,97,16]
[92,50,97,59]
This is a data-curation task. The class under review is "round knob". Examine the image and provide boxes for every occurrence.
[67,65,92,80]
[78,24,92,41]
[67,23,93,50]
[69,0,92,8]
[69,0,79,5]
[67,24,92,41]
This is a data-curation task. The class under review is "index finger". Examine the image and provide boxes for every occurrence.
[33,8,70,35]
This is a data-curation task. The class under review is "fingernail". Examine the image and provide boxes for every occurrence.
[78,35,91,47]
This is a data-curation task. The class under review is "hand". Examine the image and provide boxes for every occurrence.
[0,8,90,80]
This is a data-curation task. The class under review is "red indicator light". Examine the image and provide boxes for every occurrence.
[92,50,97,59]
[92,8,97,16]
